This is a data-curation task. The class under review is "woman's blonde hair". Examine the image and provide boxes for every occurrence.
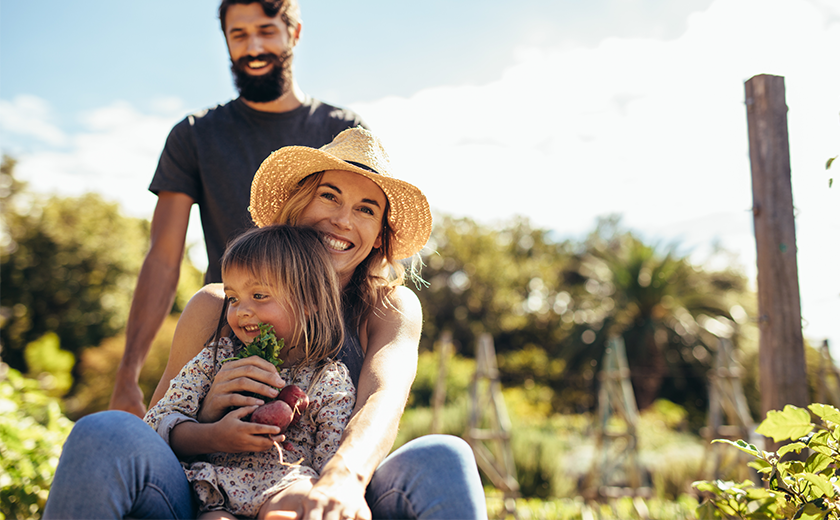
[274,171,424,329]
[219,225,345,371]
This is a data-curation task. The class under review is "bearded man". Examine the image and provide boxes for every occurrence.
[110,0,366,417]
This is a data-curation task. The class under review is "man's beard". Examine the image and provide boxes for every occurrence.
[230,51,293,103]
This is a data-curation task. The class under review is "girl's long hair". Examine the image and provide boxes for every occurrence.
[274,172,424,330]
[217,225,345,373]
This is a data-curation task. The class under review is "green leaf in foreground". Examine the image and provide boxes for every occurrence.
[712,439,763,458]
[777,441,807,458]
[809,403,840,425]
[755,405,814,442]
[801,473,834,498]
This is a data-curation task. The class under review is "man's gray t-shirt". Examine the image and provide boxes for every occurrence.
[149,97,366,283]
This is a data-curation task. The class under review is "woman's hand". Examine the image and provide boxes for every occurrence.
[298,461,372,520]
[198,356,286,423]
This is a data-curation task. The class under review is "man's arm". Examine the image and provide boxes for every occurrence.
[109,191,194,417]
[301,285,421,520]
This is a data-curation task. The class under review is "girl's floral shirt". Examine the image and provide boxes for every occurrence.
[144,336,356,517]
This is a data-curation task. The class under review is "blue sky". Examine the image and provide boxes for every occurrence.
[2,0,839,354]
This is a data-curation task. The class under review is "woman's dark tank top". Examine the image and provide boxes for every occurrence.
[336,323,364,389]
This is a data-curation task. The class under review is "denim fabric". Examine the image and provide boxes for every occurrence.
[43,411,196,519]
[367,435,488,520]
[44,412,486,519]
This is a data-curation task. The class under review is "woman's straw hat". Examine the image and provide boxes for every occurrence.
[249,127,432,260]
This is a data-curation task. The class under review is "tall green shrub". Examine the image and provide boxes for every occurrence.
[0,364,74,520]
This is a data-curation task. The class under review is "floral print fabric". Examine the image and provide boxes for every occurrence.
[144,337,355,516]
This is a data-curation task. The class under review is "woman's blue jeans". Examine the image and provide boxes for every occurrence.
[44,411,487,519]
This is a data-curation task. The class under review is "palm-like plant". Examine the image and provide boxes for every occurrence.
[559,218,750,422]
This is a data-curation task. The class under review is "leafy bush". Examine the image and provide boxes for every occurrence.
[22,333,75,399]
[0,364,74,520]
[407,347,474,409]
[694,403,840,519]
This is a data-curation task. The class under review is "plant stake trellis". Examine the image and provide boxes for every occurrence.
[466,333,520,519]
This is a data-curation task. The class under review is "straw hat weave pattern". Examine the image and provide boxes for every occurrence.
[249,127,432,260]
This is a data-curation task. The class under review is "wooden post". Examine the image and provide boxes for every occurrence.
[745,74,809,431]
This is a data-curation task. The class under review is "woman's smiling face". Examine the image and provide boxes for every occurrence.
[297,170,387,287]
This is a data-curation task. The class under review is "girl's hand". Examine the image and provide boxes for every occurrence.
[198,356,286,423]
[212,405,285,453]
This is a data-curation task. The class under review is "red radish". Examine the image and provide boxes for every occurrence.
[250,400,294,431]
[277,384,309,425]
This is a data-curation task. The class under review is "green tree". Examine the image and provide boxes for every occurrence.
[414,214,754,421]
[416,215,579,357]
[559,216,753,424]
[0,155,203,379]
[415,215,602,413]
[0,156,149,372]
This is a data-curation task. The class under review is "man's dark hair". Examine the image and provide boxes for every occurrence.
[218,0,301,34]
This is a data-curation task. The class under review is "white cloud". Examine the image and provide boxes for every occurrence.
[8,99,209,269]
[14,100,179,217]
[352,0,840,349]
[0,95,67,146]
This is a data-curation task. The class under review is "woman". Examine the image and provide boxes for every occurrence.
[45,127,487,520]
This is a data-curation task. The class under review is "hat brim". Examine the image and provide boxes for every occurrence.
[250,146,432,260]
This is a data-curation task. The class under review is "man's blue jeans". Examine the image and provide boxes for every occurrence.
[44,411,487,519]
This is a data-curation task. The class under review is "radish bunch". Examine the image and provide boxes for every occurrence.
[225,324,310,432]
[250,384,309,431]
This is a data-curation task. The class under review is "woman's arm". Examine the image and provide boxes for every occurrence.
[301,285,421,520]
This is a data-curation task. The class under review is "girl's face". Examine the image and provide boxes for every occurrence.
[224,266,298,347]
[297,170,387,287]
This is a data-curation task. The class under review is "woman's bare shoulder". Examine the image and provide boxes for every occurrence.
[179,283,226,340]
[367,286,422,341]
[385,285,422,315]
[187,283,225,308]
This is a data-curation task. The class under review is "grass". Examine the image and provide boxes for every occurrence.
[485,489,700,520]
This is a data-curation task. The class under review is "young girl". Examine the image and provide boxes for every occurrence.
[144,225,355,519]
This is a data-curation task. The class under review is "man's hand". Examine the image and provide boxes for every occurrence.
[109,368,146,418]
[198,356,285,423]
